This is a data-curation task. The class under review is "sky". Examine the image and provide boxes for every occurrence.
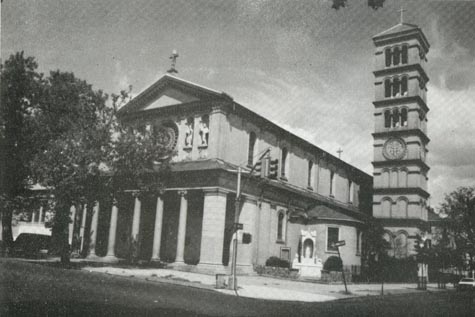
[2,0,475,210]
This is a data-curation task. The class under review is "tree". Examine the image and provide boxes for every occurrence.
[438,186,475,273]
[29,71,173,264]
[0,52,43,253]
[361,217,390,282]
[332,0,385,10]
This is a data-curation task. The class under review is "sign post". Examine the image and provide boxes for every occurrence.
[333,240,349,294]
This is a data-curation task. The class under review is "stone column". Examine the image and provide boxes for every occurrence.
[105,199,119,260]
[131,192,141,242]
[87,201,100,258]
[197,188,228,272]
[151,194,164,261]
[38,206,44,223]
[236,196,258,273]
[68,205,77,246]
[256,201,271,265]
[79,204,87,252]
[174,190,188,264]
[31,210,36,223]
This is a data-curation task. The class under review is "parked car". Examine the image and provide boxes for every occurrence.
[457,277,475,291]
[13,233,51,258]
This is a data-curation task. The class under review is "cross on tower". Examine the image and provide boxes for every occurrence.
[398,6,406,24]
[337,148,343,159]
[167,49,179,74]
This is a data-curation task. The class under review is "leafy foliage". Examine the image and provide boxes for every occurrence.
[437,186,475,272]
[1,52,173,262]
[265,256,290,268]
[360,217,390,281]
[0,52,44,250]
[331,0,385,10]
[323,255,342,271]
[368,0,385,10]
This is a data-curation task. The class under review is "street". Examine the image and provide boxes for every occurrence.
[0,258,474,316]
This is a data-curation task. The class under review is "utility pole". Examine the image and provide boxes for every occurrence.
[229,148,270,291]
[230,167,241,291]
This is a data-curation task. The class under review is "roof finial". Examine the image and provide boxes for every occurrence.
[167,49,179,74]
[398,6,406,24]
[337,147,343,159]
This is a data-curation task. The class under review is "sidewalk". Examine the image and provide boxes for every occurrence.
[83,265,452,302]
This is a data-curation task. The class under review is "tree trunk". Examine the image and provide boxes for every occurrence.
[1,209,14,255]
[51,203,71,265]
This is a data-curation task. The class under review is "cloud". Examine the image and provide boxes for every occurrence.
[113,60,130,92]
[427,16,475,91]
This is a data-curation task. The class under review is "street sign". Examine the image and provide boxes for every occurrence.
[333,240,346,247]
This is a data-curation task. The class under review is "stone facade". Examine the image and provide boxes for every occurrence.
[371,22,431,257]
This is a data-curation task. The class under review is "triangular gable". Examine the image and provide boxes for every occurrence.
[373,22,419,39]
[117,74,229,116]
[143,87,199,110]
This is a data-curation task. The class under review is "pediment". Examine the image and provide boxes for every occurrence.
[117,74,228,116]
[143,88,199,110]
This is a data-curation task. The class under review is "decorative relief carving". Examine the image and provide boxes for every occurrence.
[383,137,407,160]
[154,121,178,151]
[184,117,194,148]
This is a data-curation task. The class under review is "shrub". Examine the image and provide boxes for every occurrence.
[265,256,290,268]
[323,256,342,271]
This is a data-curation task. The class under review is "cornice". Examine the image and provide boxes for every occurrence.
[373,95,429,114]
[372,128,430,144]
[373,64,429,85]
[376,217,430,230]
[373,187,430,199]
[372,159,430,172]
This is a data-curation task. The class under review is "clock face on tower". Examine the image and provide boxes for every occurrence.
[383,138,407,160]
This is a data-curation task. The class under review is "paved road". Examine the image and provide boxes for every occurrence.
[1,259,474,316]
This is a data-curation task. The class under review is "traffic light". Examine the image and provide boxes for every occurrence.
[253,157,268,178]
[268,159,279,178]
[254,160,262,177]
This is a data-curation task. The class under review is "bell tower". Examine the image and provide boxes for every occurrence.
[371,21,430,257]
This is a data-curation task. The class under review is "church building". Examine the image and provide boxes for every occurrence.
[101,71,373,275]
[5,18,433,279]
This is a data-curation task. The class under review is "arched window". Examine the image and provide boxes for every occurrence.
[393,198,408,218]
[401,108,408,127]
[281,147,288,179]
[382,198,391,218]
[348,180,354,203]
[398,169,408,187]
[392,77,400,97]
[401,76,408,96]
[385,48,392,67]
[401,45,408,64]
[382,169,390,188]
[247,132,257,166]
[307,160,314,189]
[390,169,398,188]
[392,108,400,127]
[277,211,285,241]
[393,46,400,65]
[384,110,391,128]
[384,79,392,98]
[330,171,336,197]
